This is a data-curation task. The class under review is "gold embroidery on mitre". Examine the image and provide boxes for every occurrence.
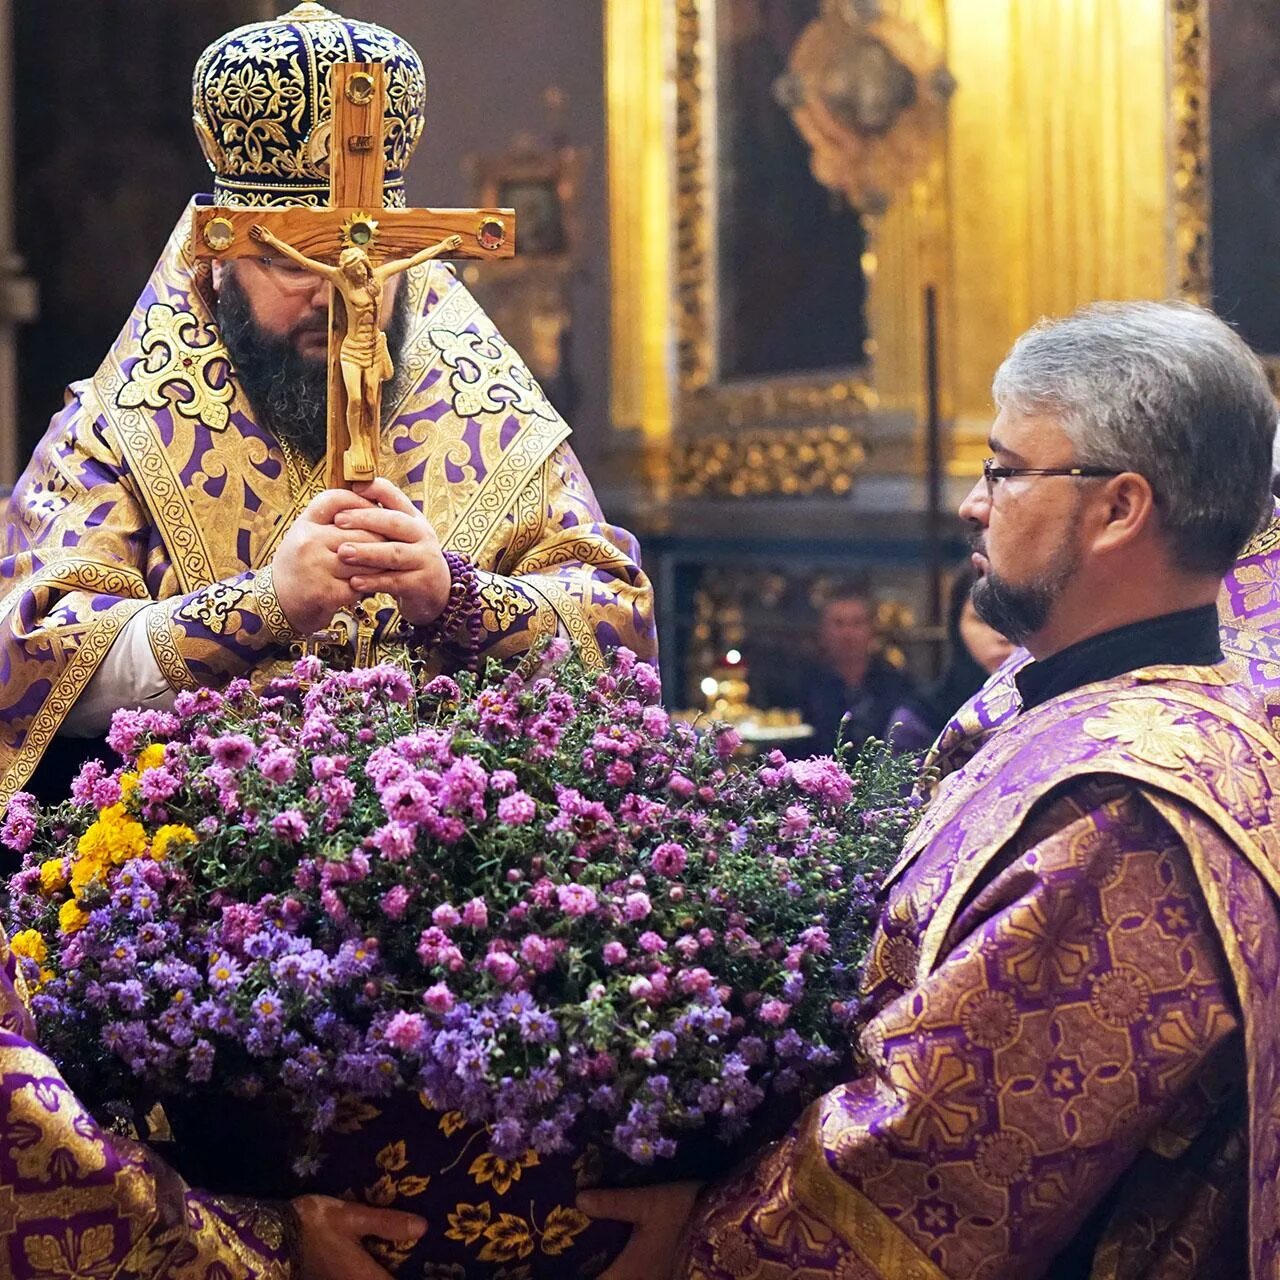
[429,328,559,424]
[116,303,234,431]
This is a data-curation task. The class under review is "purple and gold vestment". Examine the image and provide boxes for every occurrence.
[683,660,1280,1279]
[0,203,656,806]
[0,926,296,1278]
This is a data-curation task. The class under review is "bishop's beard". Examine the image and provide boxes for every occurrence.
[216,266,413,463]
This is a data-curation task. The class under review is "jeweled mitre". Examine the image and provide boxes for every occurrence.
[191,2,426,208]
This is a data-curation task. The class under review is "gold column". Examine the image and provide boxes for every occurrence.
[943,0,1171,469]
[605,0,673,449]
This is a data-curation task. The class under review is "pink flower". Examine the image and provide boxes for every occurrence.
[638,931,666,954]
[556,883,598,917]
[605,760,636,787]
[780,805,811,839]
[422,983,455,1014]
[432,903,461,930]
[602,941,627,966]
[270,810,308,843]
[667,773,695,800]
[497,792,536,825]
[380,778,434,826]
[209,734,256,769]
[384,1011,427,1052]
[462,897,489,929]
[484,950,520,985]
[490,770,518,795]
[651,842,688,877]
[714,727,741,760]
[258,747,297,784]
[370,822,415,862]
[520,934,558,972]
[380,885,411,920]
[676,966,713,995]
[758,999,791,1026]
[640,706,670,738]
[628,976,655,1002]
[622,891,652,922]
[785,757,854,806]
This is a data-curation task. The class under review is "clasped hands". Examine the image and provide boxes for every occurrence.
[272,479,452,636]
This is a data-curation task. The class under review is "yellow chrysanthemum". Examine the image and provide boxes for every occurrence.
[38,858,67,896]
[70,853,106,900]
[58,900,89,935]
[78,804,147,867]
[135,743,167,774]
[119,772,139,801]
[152,824,197,862]
[9,929,47,964]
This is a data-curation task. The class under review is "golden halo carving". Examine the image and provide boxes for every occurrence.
[341,212,380,248]
[202,217,236,252]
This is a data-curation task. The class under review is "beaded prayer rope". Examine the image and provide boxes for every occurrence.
[415,550,483,670]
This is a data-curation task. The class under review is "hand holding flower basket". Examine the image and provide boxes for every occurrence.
[4,645,918,1277]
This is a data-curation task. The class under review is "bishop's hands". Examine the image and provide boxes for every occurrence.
[335,478,452,626]
[273,489,385,636]
[271,481,451,637]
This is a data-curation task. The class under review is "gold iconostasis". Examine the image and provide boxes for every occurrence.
[605,0,1250,503]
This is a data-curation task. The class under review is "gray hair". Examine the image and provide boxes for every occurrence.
[992,300,1276,574]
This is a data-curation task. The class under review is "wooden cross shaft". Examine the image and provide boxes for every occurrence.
[192,61,517,488]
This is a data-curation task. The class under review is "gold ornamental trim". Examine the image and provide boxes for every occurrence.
[1,599,153,807]
[145,604,200,693]
[1170,0,1280,393]
[1169,0,1211,307]
[791,1105,948,1280]
[672,424,867,499]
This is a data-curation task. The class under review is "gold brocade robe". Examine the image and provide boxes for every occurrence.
[684,665,1280,1279]
[0,201,656,806]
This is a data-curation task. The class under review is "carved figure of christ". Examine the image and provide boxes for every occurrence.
[249,226,462,478]
[192,61,516,486]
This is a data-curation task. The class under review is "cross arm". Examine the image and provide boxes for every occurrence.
[191,206,517,263]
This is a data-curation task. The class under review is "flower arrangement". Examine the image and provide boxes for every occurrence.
[3,645,916,1194]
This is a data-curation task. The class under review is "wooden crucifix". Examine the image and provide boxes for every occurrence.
[192,62,517,488]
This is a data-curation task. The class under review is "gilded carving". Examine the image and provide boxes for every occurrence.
[672,424,867,498]
[116,304,235,432]
[428,329,559,425]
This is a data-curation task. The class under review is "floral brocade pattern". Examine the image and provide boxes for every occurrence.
[0,201,656,804]
[683,669,1280,1280]
[192,5,427,207]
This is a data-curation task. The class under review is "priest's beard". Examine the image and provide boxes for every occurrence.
[217,267,413,463]
[969,526,1082,646]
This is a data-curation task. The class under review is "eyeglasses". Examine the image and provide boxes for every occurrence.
[982,457,1124,500]
[249,255,320,294]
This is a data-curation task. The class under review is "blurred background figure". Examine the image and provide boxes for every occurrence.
[887,565,1014,753]
[786,583,916,754]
